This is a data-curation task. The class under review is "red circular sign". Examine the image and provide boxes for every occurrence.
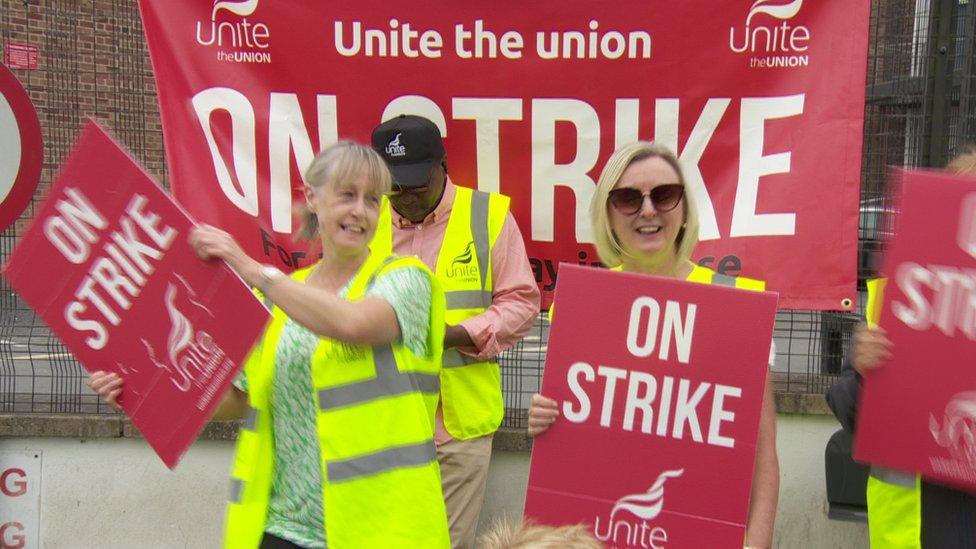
[0,64,43,233]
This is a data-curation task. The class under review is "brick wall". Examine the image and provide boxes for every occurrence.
[1,0,167,413]
[1,0,167,214]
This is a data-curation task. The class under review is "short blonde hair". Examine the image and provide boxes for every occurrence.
[589,141,699,268]
[298,140,393,240]
[477,520,602,549]
[947,144,976,176]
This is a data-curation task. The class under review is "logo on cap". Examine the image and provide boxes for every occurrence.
[386,133,407,158]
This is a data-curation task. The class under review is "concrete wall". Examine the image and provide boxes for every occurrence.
[1,412,868,548]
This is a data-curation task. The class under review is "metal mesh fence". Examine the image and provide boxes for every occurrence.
[1,1,975,428]
[1,0,164,414]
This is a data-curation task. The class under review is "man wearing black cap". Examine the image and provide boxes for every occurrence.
[371,114,540,548]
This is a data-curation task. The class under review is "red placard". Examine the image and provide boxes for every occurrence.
[0,64,43,232]
[2,120,269,469]
[525,265,777,547]
[855,170,976,490]
[138,0,869,310]
[3,41,39,70]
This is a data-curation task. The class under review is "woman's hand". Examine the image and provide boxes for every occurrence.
[86,371,123,411]
[188,225,261,285]
[527,393,559,437]
[188,224,245,261]
[852,323,892,376]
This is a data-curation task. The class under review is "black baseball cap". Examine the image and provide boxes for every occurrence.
[371,115,445,188]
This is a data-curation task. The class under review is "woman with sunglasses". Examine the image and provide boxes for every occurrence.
[527,141,779,548]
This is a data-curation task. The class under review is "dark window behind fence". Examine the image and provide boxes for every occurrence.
[2,1,974,429]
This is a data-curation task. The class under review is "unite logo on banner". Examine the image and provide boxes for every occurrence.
[194,0,272,64]
[593,469,684,548]
[729,0,811,69]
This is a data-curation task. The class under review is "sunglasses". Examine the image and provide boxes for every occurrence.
[608,184,684,215]
[390,183,430,196]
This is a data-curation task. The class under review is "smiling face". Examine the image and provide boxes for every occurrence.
[307,170,382,257]
[608,155,686,264]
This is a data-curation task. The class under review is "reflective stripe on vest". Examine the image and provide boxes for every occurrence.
[223,254,449,548]
[443,348,484,368]
[327,439,438,482]
[229,477,244,504]
[317,344,440,409]
[445,289,492,309]
[684,264,766,291]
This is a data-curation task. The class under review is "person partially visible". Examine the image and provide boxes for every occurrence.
[526,142,779,548]
[371,114,541,549]
[476,520,602,549]
[89,140,450,548]
[827,144,976,549]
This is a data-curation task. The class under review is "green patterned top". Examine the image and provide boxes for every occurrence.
[235,265,433,548]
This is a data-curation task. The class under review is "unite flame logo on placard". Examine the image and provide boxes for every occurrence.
[141,275,229,397]
[729,0,811,69]
[194,0,272,64]
[929,392,976,467]
[593,468,683,548]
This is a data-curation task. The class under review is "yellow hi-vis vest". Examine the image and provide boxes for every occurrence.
[372,186,510,440]
[223,253,450,549]
[862,278,923,549]
[684,264,765,291]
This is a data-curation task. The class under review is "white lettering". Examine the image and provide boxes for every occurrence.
[597,366,628,427]
[560,367,741,448]
[531,99,599,243]
[626,297,696,363]
[708,384,741,448]
[730,94,804,237]
[192,87,259,217]
[452,98,523,194]
[44,188,107,264]
[564,361,595,423]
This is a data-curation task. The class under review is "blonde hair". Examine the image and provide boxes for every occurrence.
[298,140,393,240]
[477,520,602,549]
[589,141,699,268]
[947,144,976,176]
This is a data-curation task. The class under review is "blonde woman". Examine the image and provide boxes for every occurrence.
[527,142,779,548]
[89,141,450,548]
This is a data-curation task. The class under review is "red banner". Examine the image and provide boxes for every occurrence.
[524,265,777,546]
[3,121,269,469]
[139,0,869,310]
[855,170,976,491]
